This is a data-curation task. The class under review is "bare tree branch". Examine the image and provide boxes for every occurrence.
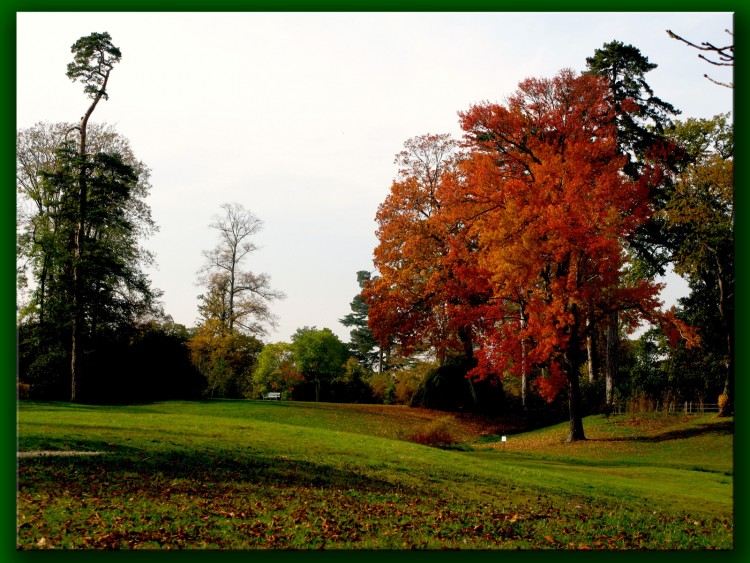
[667,28,733,88]
[197,202,285,336]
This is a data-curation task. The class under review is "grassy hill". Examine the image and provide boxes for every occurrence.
[16,400,733,550]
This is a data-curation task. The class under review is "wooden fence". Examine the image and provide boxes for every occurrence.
[611,401,720,415]
[682,401,720,414]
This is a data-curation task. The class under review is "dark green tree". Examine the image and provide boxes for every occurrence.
[123,318,204,402]
[17,121,156,327]
[340,271,380,371]
[291,327,349,402]
[332,357,374,403]
[17,139,160,401]
[16,33,163,402]
[585,40,681,183]
[585,41,682,408]
[67,31,123,401]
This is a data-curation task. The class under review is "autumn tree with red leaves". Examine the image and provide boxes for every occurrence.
[367,70,697,440]
[456,69,687,441]
[365,134,491,366]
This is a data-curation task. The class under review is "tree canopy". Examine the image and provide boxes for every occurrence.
[367,68,699,440]
[291,327,349,402]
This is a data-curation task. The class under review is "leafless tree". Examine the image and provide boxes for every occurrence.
[198,203,285,336]
[667,28,734,88]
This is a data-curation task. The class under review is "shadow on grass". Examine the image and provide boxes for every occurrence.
[590,420,734,443]
[17,437,408,498]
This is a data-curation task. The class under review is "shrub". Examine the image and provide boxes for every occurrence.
[366,372,394,404]
[409,362,476,411]
[18,382,30,400]
[393,368,425,405]
[409,416,459,449]
[626,391,657,414]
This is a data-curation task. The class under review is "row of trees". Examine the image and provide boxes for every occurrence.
[14,31,361,405]
[361,41,733,441]
[16,32,732,430]
[15,32,288,403]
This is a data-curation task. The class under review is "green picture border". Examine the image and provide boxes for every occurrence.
[3,2,743,562]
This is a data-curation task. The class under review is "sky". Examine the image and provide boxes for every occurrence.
[16,11,734,343]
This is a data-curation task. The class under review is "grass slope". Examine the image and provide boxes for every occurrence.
[16,400,733,550]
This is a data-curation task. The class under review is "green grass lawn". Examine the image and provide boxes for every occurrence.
[16,400,733,550]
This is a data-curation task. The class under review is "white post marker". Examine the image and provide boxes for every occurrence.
[499,435,507,451]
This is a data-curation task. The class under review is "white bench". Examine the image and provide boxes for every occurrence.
[263,391,281,400]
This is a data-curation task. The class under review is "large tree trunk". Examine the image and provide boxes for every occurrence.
[71,118,88,403]
[228,248,237,333]
[605,311,618,407]
[457,326,478,407]
[520,337,528,410]
[37,252,49,326]
[519,306,529,410]
[586,316,599,383]
[717,272,733,417]
[566,309,586,442]
[567,370,586,442]
[457,325,475,365]
[70,75,109,402]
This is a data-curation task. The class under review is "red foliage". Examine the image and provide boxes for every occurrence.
[365,134,491,361]
[367,69,689,406]
[455,70,669,400]
[533,363,569,403]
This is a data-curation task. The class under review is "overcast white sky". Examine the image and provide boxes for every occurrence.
[16,12,734,343]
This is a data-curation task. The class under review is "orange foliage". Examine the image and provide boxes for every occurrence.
[365,134,491,361]
[368,69,691,404]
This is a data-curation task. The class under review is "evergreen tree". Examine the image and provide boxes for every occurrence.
[66,32,124,401]
[17,139,160,401]
[340,271,380,371]
[585,40,682,407]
